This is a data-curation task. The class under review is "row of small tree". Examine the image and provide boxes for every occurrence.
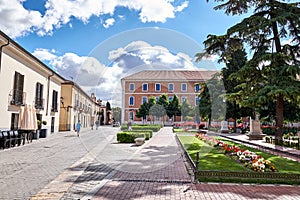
[136,94,197,122]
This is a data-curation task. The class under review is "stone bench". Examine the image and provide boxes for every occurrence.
[134,137,145,146]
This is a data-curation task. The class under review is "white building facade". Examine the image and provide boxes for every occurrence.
[0,31,65,135]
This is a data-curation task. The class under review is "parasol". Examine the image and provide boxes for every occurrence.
[19,104,37,130]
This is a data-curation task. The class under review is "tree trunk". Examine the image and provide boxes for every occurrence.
[275,95,284,145]
[271,13,284,145]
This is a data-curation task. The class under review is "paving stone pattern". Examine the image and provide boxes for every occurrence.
[1,127,300,200]
[92,127,300,200]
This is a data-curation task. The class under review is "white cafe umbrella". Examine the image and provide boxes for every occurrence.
[19,104,37,130]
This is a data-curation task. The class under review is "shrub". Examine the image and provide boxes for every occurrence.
[117,130,153,143]
[117,132,136,143]
[121,124,161,132]
[126,130,153,139]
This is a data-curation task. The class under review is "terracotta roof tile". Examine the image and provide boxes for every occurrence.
[122,70,218,81]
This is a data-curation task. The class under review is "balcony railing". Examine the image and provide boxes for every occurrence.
[9,89,26,106]
[34,97,44,110]
[51,104,58,112]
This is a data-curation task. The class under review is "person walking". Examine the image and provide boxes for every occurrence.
[76,120,82,137]
[127,121,132,131]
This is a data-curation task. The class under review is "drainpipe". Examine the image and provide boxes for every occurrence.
[0,39,10,72]
[46,72,55,116]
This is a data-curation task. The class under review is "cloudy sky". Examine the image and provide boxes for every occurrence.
[0,0,249,106]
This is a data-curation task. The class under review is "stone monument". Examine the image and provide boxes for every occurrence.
[220,120,229,133]
[247,118,266,140]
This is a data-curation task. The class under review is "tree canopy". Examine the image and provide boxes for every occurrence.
[197,0,300,142]
[136,94,182,122]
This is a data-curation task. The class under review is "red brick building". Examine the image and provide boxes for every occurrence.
[121,70,217,123]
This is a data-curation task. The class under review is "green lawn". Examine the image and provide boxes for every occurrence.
[178,135,300,174]
[217,137,300,174]
[179,136,248,171]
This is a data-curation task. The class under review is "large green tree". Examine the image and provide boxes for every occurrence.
[197,0,300,143]
[167,94,181,121]
[135,96,157,121]
[198,82,212,121]
[112,107,122,123]
[135,103,148,121]
[197,73,227,123]
[181,98,193,121]
[157,94,169,111]
[222,48,254,129]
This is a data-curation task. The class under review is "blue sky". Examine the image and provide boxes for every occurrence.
[0,0,248,105]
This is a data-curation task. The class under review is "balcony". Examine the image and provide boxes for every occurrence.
[9,89,26,106]
[34,97,44,110]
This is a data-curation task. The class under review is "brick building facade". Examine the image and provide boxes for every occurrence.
[121,70,217,123]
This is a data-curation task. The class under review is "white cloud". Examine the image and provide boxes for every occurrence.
[175,1,189,12]
[108,40,197,71]
[32,39,200,106]
[103,18,115,29]
[202,54,219,62]
[0,0,189,38]
[0,0,44,38]
[33,48,57,61]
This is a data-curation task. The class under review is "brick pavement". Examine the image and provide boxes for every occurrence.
[3,126,300,199]
[91,127,300,200]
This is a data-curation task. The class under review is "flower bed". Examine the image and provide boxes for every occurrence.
[195,133,276,172]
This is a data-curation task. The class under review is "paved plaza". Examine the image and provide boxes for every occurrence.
[1,127,300,200]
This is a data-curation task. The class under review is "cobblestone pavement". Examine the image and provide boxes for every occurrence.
[0,126,119,200]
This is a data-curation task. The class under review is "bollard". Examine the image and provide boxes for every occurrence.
[194,152,199,183]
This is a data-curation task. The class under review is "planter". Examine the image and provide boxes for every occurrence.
[33,130,40,139]
[39,129,47,138]
[134,137,145,146]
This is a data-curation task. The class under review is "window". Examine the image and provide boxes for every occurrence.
[142,96,148,104]
[10,113,19,130]
[142,83,148,91]
[168,83,174,92]
[181,83,187,92]
[181,96,186,103]
[195,97,200,106]
[35,82,44,109]
[129,96,134,106]
[11,71,24,105]
[129,83,135,91]
[129,111,134,121]
[195,84,200,92]
[156,96,160,101]
[169,96,173,102]
[52,90,58,112]
[155,83,161,92]
[75,94,79,108]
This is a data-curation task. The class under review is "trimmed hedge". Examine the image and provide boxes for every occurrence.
[121,124,162,132]
[117,130,153,143]
[261,126,300,135]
